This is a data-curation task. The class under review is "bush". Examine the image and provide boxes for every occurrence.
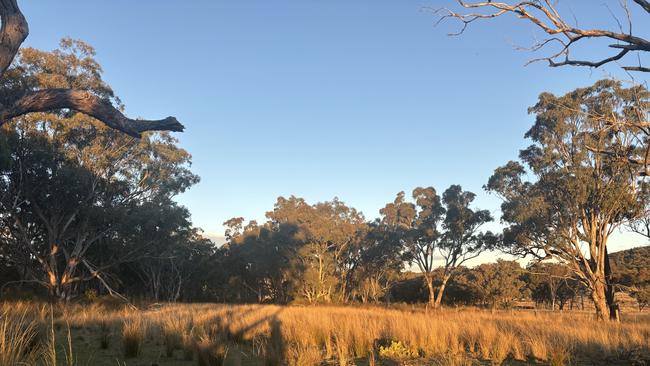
[378,340,419,360]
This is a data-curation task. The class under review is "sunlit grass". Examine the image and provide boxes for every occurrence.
[0,301,648,365]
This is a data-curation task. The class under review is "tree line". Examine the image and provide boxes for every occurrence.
[0,41,649,322]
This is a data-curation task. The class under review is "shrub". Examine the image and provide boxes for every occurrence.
[378,340,419,360]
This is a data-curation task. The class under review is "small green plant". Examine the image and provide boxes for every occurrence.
[83,289,98,303]
[378,340,419,360]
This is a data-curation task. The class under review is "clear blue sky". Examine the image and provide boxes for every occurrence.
[21,1,649,254]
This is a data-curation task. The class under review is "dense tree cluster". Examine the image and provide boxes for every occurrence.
[0,40,210,302]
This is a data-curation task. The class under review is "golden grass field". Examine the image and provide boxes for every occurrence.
[1,302,649,366]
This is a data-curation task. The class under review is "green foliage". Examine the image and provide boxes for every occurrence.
[378,340,419,360]
[610,246,650,287]
[380,185,493,306]
[469,260,526,308]
[485,79,650,319]
[0,39,202,302]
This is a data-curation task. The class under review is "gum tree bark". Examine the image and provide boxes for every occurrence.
[0,0,184,136]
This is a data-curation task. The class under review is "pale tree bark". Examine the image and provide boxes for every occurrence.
[433,274,450,309]
[0,0,185,136]
[424,274,436,308]
[436,1,650,73]
[433,241,486,309]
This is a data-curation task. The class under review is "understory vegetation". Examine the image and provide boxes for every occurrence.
[1,302,649,366]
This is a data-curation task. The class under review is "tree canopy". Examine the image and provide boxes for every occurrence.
[0,1,183,136]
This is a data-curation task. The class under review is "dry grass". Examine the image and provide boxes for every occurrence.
[0,301,648,365]
[0,309,43,366]
[122,317,145,358]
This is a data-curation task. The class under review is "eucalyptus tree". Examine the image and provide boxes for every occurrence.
[261,196,366,303]
[434,185,494,308]
[381,186,493,308]
[121,200,207,302]
[485,80,647,320]
[354,219,405,304]
[221,218,299,303]
[470,260,526,309]
[380,188,444,308]
[0,40,197,300]
[0,1,183,135]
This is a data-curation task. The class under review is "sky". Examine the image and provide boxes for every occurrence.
[19,1,650,261]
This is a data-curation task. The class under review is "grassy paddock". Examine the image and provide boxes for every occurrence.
[0,302,648,366]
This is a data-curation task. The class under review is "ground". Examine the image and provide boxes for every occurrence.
[3,302,649,366]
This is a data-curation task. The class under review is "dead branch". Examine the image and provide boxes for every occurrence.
[436,1,650,72]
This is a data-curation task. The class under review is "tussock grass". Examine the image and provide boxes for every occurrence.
[196,334,227,366]
[0,301,648,365]
[0,309,43,366]
[162,315,185,357]
[121,318,145,358]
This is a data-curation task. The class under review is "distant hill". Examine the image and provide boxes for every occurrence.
[610,246,650,288]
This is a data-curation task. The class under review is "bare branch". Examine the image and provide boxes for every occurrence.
[549,49,629,69]
[0,89,184,137]
[437,1,650,72]
[623,66,650,72]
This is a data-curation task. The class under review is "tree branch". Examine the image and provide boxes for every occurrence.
[437,1,650,72]
[623,66,650,73]
[633,0,650,14]
[0,89,184,137]
[0,1,185,136]
[549,49,629,69]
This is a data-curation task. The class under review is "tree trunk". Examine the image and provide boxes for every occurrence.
[433,275,450,309]
[424,275,435,308]
[591,280,610,321]
[603,248,620,321]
